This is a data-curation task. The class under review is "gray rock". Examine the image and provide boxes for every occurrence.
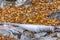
[32,38,40,40]
[55,26,60,29]
[0,0,4,8]
[47,33,57,37]
[57,32,60,38]
[15,0,26,6]
[48,12,60,20]
[20,31,34,40]
[0,0,10,8]
[20,34,31,40]
[57,38,60,40]
[0,29,10,36]
[34,32,47,38]
[39,37,57,40]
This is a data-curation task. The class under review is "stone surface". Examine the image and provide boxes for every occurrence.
[57,38,60,40]
[0,29,10,36]
[15,0,26,6]
[20,31,34,40]
[40,37,57,40]
[47,32,57,37]
[57,32,60,38]
[34,32,47,38]
[48,12,60,20]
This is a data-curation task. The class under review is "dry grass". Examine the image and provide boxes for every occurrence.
[0,0,60,26]
[0,36,18,40]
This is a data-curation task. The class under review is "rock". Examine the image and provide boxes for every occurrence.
[48,12,60,20]
[47,32,57,37]
[39,37,57,40]
[0,29,10,36]
[20,34,31,40]
[32,38,40,40]
[15,0,26,6]
[55,26,60,29]
[0,0,14,8]
[57,38,60,40]
[17,24,55,32]
[0,0,4,8]
[34,32,47,38]
[20,31,34,40]
[57,32,60,38]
